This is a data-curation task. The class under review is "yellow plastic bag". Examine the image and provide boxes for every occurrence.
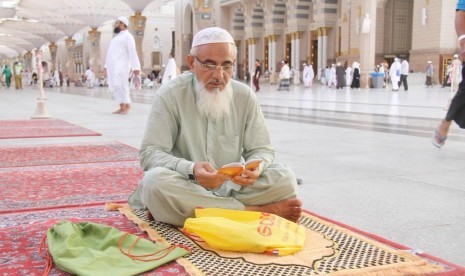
[183,208,305,256]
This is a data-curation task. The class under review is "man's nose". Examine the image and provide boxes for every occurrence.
[211,67,224,80]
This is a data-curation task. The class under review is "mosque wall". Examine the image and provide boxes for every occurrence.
[410,0,457,83]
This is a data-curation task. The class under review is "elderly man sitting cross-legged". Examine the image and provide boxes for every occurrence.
[129,27,302,226]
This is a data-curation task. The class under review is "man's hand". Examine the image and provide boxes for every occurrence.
[229,167,260,187]
[133,70,141,76]
[194,162,228,189]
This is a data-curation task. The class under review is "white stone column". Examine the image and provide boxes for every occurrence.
[270,36,276,72]
[322,28,328,69]
[317,30,323,69]
[249,39,256,81]
[359,0,377,88]
[129,12,146,68]
[268,36,273,71]
[65,37,76,79]
[295,32,301,71]
[88,28,101,74]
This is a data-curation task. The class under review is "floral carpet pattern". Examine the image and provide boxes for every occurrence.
[0,119,101,139]
[0,161,143,213]
[0,141,139,167]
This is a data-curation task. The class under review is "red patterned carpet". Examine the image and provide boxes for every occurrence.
[0,161,143,213]
[0,141,139,167]
[0,206,187,276]
[0,119,101,139]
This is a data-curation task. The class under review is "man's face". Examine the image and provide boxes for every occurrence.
[113,21,124,33]
[187,43,235,92]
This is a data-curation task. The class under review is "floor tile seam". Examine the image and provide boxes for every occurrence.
[396,175,465,194]
[406,221,465,231]
[264,113,465,142]
[258,96,443,109]
[260,104,446,121]
[262,110,444,132]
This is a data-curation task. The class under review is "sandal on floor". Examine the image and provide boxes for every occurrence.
[432,129,447,148]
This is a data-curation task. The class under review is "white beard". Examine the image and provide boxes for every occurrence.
[195,78,233,121]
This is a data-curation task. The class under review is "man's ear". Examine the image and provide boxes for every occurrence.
[186,55,194,70]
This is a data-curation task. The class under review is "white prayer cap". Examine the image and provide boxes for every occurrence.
[394,58,399,62]
[192,27,235,48]
[428,61,432,63]
[337,62,341,66]
[303,63,307,66]
[117,16,129,26]
[454,54,459,58]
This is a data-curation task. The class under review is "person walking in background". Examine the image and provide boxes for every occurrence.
[323,66,331,85]
[389,58,401,91]
[105,16,141,115]
[425,61,434,87]
[2,65,12,88]
[253,59,262,92]
[345,65,352,87]
[449,54,462,93]
[327,64,337,87]
[442,60,452,87]
[335,63,346,89]
[13,62,23,90]
[302,63,314,88]
[378,63,386,87]
[277,60,290,91]
[445,54,463,110]
[398,58,409,91]
[350,62,360,89]
[432,1,465,148]
[85,67,94,88]
[162,52,177,85]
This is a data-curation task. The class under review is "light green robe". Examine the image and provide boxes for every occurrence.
[130,72,297,226]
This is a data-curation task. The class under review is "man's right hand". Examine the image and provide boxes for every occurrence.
[193,162,229,189]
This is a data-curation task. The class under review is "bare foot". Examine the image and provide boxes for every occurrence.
[246,198,302,222]
[112,109,122,114]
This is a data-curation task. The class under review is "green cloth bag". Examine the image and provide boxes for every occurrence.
[46,220,189,276]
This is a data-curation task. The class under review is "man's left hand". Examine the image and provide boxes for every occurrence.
[133,70,141,75]
[229,168,260,187]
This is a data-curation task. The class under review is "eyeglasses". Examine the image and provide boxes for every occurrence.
[193,55,234,72]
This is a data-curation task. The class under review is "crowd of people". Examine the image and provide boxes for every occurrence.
[246,56,462,94]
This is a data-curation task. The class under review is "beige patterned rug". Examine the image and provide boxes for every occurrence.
[116,205,455,276]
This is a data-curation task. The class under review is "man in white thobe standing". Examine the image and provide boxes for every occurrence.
[162,53,178,85]
[389,58,401,91]
[302,63,314,88]
[105,16,141,114]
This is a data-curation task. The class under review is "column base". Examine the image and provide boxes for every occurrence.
[31,100,52,119]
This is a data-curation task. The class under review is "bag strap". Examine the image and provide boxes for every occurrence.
[118,233,191,262]
[39,235,53,276]
[182,228,205,243]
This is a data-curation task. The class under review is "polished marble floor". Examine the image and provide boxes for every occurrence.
[1,76,464,266]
